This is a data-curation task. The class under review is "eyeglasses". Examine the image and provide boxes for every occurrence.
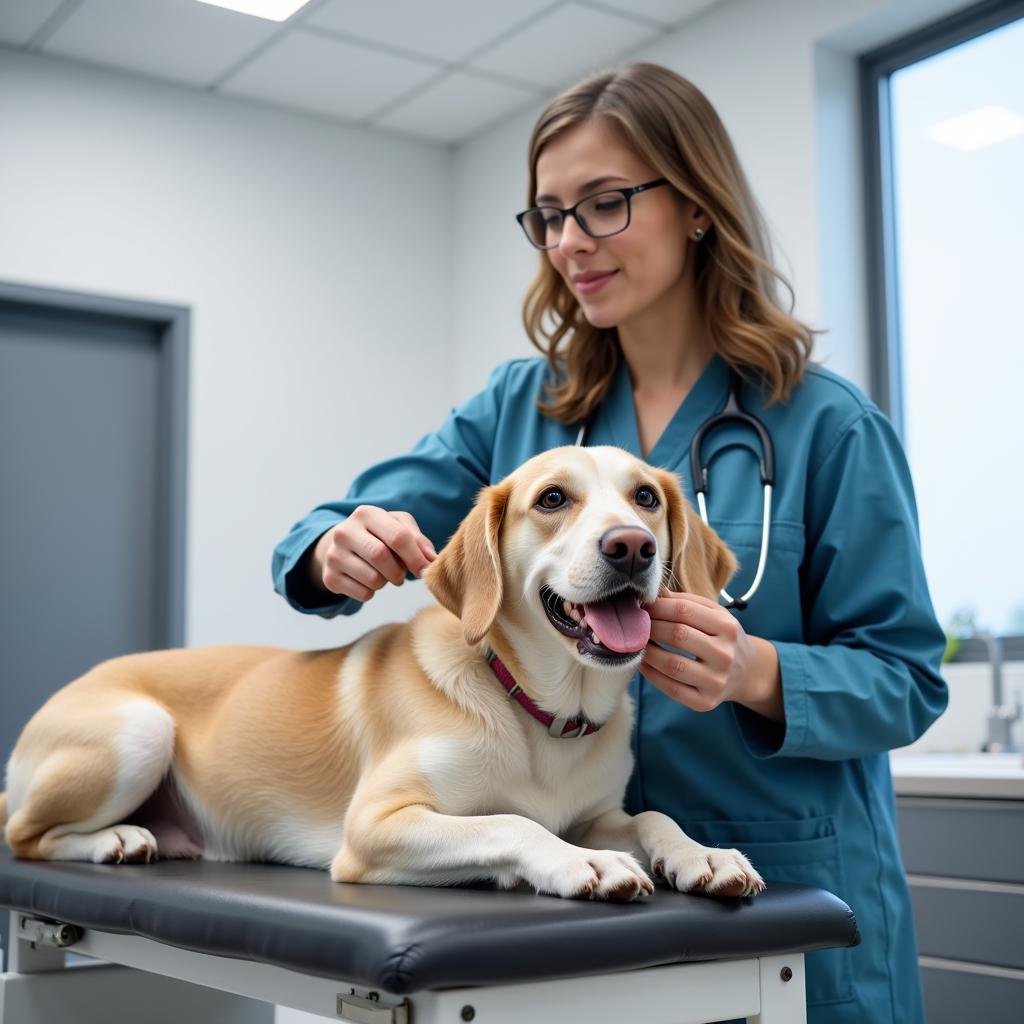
[516,178,669,250]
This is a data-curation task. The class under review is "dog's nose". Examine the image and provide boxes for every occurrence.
[598,527,657,579]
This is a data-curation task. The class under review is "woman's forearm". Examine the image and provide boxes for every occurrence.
[734,636,784,723]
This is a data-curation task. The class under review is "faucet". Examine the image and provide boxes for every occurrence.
[980,632,1021,753]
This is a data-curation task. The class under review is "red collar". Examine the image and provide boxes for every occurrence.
[486,650,602,739]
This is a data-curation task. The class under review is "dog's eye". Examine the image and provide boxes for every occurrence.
[635,486,659,509]
[536,487,567,511]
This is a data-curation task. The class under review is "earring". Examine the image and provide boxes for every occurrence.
[694,227,705,240]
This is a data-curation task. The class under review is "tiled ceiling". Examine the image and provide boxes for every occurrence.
[0,0,725,144]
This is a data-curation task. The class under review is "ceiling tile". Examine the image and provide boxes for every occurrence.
[469,2,658,90]
[374,69,539,142]
[220,29,441,122]
[40,0,280,87]
[304,0,555,63]
[0,0,65,46]
[588,0,721,27]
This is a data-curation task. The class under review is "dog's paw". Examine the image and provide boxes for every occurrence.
[528,846,654,902]
[652,844,764,898]
[94,825,158,864]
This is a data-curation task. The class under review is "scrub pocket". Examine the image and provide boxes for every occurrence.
[684,815,854,1006]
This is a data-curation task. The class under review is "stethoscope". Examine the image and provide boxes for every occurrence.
[575,368,775,610]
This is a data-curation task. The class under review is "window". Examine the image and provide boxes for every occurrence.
[862,0,1024,654]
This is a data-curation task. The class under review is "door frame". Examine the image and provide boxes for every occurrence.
[0,280,189,647]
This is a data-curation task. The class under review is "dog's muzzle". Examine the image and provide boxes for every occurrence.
[540,585,652,662]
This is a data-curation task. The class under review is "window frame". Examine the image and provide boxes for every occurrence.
[859,0,1024,659]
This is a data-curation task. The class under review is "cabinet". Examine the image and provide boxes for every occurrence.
[896,797,1024,1023]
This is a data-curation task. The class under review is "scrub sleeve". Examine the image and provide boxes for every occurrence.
[732,407,948,761]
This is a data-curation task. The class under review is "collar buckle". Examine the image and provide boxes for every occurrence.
[549,716,588,738]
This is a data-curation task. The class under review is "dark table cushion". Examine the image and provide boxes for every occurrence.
[0,849,859,993]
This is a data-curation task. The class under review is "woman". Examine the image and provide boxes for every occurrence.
[273,63,947,1023]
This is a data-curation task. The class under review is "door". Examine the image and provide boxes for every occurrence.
[0,290,186,967]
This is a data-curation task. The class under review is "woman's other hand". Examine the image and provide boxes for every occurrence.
[640,591,784,722]
[311,506,437,603]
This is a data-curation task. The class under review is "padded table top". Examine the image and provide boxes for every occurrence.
[0,849,859,993]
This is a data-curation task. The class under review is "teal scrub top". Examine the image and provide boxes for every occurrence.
[272,353,948,1024]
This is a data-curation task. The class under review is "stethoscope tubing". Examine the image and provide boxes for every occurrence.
[698,483,773,610]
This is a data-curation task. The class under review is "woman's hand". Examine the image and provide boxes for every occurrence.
[311,506,436,603]
[639,591,784,722]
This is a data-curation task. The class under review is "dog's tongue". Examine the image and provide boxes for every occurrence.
[583,593,651,653]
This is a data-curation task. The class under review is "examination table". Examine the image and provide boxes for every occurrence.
[0,848,858,1023]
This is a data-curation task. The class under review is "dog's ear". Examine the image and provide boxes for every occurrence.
[424,481,509,646]
[654,469,737,602]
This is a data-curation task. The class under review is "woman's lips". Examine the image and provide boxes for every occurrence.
[574,270,618,295]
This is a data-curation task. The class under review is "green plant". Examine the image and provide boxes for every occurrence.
[943,606,979,664]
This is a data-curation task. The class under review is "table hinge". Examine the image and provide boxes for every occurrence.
[17,914,83,948]
[337,987,410,1024]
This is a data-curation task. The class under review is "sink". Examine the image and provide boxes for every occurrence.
[890,750,1024,798]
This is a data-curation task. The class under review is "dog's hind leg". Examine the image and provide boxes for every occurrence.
[4,698,176,863]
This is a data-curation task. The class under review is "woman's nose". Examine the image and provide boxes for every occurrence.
[556,213,596,258]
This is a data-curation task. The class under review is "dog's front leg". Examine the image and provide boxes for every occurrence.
[333,801,653,901]
[573,808,764,897]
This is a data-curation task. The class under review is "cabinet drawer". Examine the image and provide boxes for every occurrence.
[921,962,1024,1024]
[897,798,1024,882]
[909,881,1024,969]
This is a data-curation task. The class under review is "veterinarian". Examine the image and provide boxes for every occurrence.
[273,63,947,1024]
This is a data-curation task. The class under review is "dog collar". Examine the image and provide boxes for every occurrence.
[486,650,601,739]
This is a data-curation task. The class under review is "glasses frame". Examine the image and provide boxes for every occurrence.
[516,178,670,250]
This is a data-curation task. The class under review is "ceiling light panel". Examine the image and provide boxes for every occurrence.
[194,0,313,21]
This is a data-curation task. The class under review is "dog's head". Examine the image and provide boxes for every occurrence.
[424,445,735,669]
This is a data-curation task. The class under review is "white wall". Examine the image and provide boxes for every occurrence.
[451,0,979,396]
[0,47,454,650]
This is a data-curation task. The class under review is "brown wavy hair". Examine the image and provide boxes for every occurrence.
[523,63,819,424]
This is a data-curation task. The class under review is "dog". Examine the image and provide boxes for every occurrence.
[1,445,764,901]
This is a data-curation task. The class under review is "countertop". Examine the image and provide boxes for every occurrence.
[889,751,1024,799]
